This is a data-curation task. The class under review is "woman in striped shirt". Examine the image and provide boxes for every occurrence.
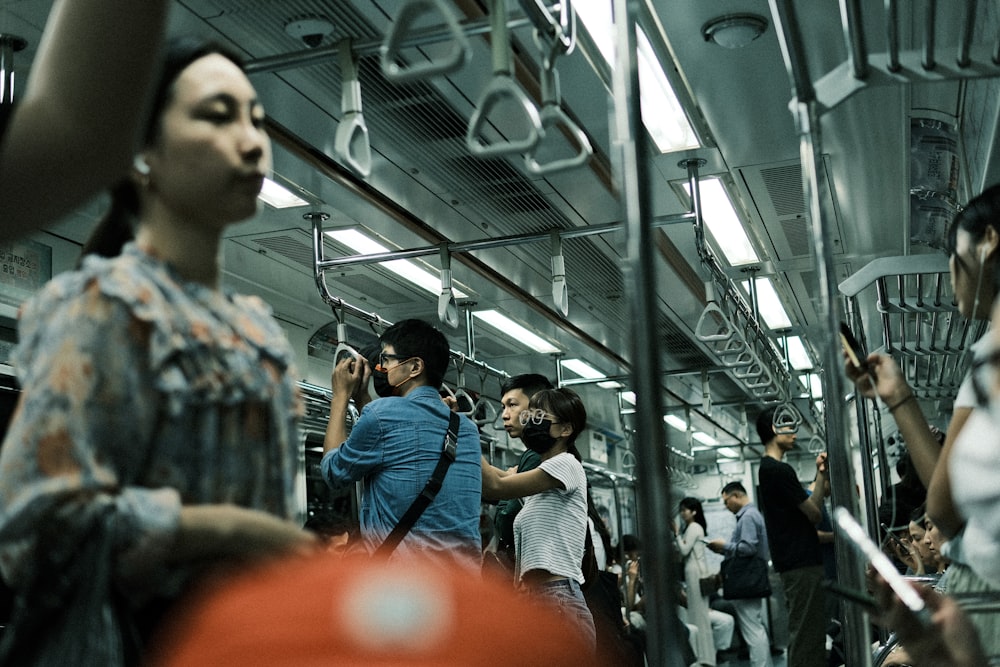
[481,388,595,650]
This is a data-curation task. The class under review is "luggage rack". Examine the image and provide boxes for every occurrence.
[838,254,984,402]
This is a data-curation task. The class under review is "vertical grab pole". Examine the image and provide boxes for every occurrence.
[610,1,684,664]
[768,0,872,665]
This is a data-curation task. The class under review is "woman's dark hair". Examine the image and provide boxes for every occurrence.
[945,183,1000,256]
[530,387,587,460]
[79,36,246,263]
[679,496,708,533]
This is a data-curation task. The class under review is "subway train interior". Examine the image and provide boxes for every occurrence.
[2,0,1000,665]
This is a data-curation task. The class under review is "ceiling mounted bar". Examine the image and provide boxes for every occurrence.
[307,211,508,381]
[923,0,937,70]
[611,0,684,662]
[885,0,900,72]
[767,1,869,664]
[517,0,575,54]
[839,0,869,80]
[245,14,534,75]
[317,212,692,271]
[767,0,816,103]
[957,0,978,68]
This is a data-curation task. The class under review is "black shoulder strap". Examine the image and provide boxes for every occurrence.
[375,411,461,557]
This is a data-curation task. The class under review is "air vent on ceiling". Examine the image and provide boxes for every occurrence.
[740,158,843,261]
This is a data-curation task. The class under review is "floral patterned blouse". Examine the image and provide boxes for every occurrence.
[0,243,302,600]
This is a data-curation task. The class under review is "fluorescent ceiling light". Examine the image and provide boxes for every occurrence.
[799,372,824,398]
[560,358,606,379]
[692,431,718,446]
[717,446,741,458]
[574,4,698,153]
[258,177,309,209]
[663,414,687,432]
[683,178,759,266]
[326,229,467,298]
[472,310,560,354]
[620,391,637,405]
[598,380,624,389]
[741,277,792,330]
[786,336,813,371]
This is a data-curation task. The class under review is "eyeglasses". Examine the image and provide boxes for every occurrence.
[518,409,560,426]
[377,353,414,372]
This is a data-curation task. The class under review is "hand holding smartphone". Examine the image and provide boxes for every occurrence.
[833,508,932,627]
[839,322,869,371]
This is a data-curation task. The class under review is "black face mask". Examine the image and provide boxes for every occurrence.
[372,368,394,398]
[521,419,558,454]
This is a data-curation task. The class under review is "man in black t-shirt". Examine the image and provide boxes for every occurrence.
[755,407,830,667]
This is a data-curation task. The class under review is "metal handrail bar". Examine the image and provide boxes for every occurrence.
[306,212,509,381]
[923,0,937,70]
[245,14,535,75]
[316,212,693,271]
[885,0,900,72]
[840,0,869,81]
[958,0,979,68]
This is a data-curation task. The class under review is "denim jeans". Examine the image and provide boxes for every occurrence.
[535,578,597,652]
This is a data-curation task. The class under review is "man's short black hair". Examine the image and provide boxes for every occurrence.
[380,319,450,389]
[722,481,747,496]
[754,406,778,446]
[500,373,553,399]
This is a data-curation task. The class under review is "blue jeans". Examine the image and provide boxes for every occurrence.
[535,578,597,652]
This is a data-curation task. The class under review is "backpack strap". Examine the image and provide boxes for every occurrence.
[375,411,461,557]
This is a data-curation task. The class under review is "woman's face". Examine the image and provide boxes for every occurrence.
[144,53,271,229]
[949,228,995,319]
[908,521,934,566]
[679,506,694,524]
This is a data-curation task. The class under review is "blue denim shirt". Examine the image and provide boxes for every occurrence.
[724,502,770,560]
[321,386,482,559]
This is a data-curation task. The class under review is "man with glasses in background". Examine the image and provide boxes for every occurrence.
[321,319,482,565]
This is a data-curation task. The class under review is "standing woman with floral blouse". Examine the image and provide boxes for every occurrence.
[0,36,314,659]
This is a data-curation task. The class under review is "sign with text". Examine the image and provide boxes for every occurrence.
[0,240,52,308]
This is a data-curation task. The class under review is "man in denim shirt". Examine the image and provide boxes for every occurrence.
[321,319,482,564]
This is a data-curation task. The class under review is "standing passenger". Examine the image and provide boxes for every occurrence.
[0,36,316,662]
[481,387,596,650]
[708,481,773,667]
[677,497,717,666]
[491,373,554,570]
[755,406,829,667]
[0,0,170,238]
[321,318,483,564]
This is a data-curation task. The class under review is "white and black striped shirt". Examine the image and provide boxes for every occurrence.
[513,452,588,583]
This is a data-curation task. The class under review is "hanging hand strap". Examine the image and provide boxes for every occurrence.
[375,412,461,557]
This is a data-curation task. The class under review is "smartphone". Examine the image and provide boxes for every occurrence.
[833,508,931,626]
[880,522,910,552]
[839,321,868,371]
[823,580,877,612]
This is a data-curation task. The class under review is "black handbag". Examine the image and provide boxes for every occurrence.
[0,499,142,667]
[698,574,719,597]
[720,554,771,599]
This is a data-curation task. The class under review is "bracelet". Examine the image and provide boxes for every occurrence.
[887,393,915,412]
